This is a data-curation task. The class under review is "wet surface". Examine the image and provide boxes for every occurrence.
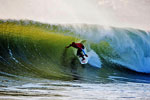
[0,80,150,100]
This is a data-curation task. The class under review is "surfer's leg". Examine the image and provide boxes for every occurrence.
[77,49,80,56]
[77,49,85,61]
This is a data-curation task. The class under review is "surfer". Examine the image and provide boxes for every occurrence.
[66,42,88,61]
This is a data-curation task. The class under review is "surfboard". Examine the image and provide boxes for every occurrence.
[78,54,88,64]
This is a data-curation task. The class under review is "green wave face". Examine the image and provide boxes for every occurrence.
[0,20,82,81]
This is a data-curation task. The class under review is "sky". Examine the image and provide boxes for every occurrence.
[0,0,150,30]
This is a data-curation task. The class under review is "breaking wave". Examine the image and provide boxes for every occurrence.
[0,19,150,83]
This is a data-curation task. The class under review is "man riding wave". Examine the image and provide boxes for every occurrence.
[66,42,88,61]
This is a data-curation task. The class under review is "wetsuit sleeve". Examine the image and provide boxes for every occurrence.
[82,49,86,55]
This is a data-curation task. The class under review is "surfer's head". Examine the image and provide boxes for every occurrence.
[72,42,75,45]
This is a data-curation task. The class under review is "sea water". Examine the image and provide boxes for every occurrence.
[1,78,150,100]
[0,20,150,100]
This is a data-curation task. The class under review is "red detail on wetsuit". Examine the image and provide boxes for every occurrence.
[71,43,83,49]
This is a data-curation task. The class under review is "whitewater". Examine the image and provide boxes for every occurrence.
[0,19,150,100]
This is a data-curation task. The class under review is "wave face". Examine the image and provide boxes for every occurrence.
[0,20,150,83]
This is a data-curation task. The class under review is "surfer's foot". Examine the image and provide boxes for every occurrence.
[82,58,85,61]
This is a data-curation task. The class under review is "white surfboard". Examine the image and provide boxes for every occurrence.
[78,54,88,64]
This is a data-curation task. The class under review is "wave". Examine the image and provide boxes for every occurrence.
[61,24,150,73]
[0,19,150,83]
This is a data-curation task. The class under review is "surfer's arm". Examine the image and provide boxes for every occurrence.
[66,44,72,48]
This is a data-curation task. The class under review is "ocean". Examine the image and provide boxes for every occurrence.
[0,19,150,100]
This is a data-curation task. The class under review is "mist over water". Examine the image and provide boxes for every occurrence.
[0,0,150,30]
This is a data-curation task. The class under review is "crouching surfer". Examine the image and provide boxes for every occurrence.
[66,42,88,61]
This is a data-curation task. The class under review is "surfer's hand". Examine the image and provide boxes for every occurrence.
[85,54,88,57]
[66,46,69,48]
[66,45,71,48]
